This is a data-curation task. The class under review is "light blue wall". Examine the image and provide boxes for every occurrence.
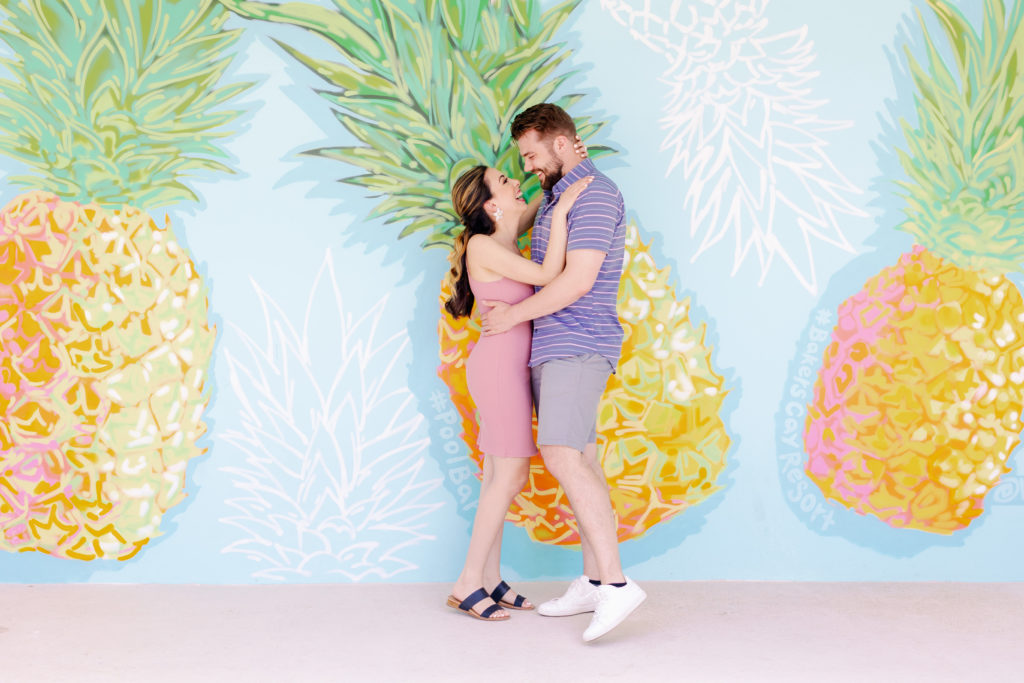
[2,0,1022,583]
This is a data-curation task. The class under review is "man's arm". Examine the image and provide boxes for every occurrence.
[480,248,605,334]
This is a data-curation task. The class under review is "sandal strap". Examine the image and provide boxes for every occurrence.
[489,581,511,603]
[478,603,503,619]
[458,587,491,612]
[491,581,527,607]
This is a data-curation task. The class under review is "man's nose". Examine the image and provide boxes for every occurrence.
[523,160,533,173]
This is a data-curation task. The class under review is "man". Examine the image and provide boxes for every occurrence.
[480,103,645,642]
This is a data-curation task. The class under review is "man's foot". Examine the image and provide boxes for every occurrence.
[537,575,601,617]
[582,578,646,642]
[489,580,534,610]
[446,587,509,621]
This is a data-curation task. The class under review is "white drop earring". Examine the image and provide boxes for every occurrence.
[493,207,503,221]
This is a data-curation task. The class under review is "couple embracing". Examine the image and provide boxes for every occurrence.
[443,103,645,642]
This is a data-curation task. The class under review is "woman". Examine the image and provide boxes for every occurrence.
[443,164,592,621]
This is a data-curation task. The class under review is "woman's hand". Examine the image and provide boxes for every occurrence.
[555,175,594,214]
[574,134,588,159]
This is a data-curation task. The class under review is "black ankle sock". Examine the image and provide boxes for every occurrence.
[588,579,602,587]
[609,581,627,588]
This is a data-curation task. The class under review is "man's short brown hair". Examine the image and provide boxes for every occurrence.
[511,103,577,141]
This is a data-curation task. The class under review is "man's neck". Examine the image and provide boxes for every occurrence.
[561,155,584,176]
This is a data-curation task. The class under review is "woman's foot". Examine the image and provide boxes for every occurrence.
[446,587,509,621]
[488,580,534,610]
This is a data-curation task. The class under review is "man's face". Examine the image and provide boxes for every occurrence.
[515,129,564,191]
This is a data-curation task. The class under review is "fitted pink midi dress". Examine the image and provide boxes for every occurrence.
[466,274,538,458]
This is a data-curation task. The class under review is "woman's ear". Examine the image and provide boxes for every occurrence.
[483,199,497,216]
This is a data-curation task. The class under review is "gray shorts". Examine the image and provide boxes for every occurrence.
[531,353,614,453]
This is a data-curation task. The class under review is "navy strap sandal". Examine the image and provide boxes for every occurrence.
[446,587,509,621]
[490,580,533,610]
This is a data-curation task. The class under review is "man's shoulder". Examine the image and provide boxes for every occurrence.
[576,173,623,211]
[577,164,621,197]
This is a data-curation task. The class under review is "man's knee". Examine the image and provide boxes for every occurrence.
[540,445,585,481]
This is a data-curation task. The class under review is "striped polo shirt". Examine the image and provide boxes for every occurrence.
[530,158,626,369]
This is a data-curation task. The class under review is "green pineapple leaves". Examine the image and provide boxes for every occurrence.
[0,0,251,208]
[220,0,612,249]
[897,0,1024,274]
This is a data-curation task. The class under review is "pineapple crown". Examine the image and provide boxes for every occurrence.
[897,0,1024,274]
[219,0,612,249]
[0,0,251,208]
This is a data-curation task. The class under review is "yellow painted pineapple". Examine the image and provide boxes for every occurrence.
[804,0,1024,533]
[0,0,248,559]
[225,0,732,545]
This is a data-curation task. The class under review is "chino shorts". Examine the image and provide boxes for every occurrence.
[530,353,614,453]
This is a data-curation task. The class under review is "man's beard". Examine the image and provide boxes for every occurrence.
[538,160,564,191]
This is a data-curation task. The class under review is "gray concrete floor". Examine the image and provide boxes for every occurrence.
[2,582,1023,682]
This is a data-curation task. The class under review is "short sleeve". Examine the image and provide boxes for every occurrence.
[566,183,621,253]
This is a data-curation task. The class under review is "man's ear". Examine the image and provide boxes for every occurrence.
[553,134,569,154]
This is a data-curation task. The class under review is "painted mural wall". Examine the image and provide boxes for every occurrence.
[1,0,1022,583]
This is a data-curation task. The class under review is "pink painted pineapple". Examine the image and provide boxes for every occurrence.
[804,0,1024,533]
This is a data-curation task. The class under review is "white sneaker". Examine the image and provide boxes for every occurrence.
[582,578,646,642]
[537,575,601,617]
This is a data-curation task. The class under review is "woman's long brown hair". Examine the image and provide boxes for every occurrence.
[444,165,495,318]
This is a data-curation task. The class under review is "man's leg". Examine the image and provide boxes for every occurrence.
[579,441,606,582]
[533,355,628,621]
[550,441,645,642]
[533,355,617,581]
[542,444,624,584]
[534,355,645,640]
[535,442,605,616]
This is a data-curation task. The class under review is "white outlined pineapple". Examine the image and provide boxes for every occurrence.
[221,251,444,580]
[602,0,866,293]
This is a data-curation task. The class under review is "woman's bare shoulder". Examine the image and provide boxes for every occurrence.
[466,233,496,253]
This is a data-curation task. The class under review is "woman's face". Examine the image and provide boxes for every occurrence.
[483,167,526,221]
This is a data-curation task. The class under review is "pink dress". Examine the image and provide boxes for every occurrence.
[467,274,538,458]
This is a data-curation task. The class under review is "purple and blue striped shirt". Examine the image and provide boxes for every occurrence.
[529,158,626,369]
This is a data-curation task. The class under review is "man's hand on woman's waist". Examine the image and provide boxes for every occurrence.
[480,300,520,336]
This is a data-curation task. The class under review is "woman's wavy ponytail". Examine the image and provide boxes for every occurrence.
[444,165,495,318]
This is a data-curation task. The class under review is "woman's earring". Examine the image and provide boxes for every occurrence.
[493,207,503,221]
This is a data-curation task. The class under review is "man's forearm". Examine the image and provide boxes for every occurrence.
[509,272,589,323]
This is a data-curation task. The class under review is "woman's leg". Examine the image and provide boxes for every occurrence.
[452,455,529,614]
[481,453,500,583]
[482,459,532,607]
[483,521,504,588]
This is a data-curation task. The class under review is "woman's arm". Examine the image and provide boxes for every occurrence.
[516,193,543,238]
[467,176,593,286]
[534,196,571,282]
